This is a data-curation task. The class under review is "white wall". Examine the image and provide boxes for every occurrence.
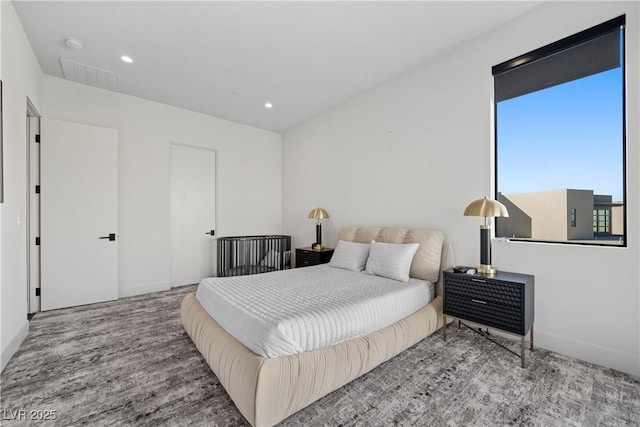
[282,1,639,376]
[0,1,43,370]
[42,75,282,297]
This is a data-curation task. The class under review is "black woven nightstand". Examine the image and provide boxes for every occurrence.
[443,270,534,367]
[295,247,334,268]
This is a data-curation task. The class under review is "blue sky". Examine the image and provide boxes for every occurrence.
[497,67,623,201]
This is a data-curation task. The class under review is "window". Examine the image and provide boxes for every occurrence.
[593,209,611,234]
[494,16,626,246]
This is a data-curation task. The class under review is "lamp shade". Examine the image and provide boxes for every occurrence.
[464,197,509,218]
[308,208,329,220]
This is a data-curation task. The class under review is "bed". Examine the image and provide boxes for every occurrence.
[181,226,454,427]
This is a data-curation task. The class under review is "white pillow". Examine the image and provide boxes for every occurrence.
[328,240,371,272]
[364,241,419,282]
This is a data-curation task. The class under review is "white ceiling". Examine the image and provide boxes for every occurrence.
[14,1,542,133]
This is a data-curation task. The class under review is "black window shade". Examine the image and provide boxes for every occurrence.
[493,15,624,102]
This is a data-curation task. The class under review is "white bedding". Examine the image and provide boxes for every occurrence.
[195,265,435,358]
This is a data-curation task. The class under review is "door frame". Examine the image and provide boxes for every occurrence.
[169,141,218,285]
[26,98,41,314]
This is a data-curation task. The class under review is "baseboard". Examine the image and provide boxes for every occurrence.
[535,329,639,377]
[119,282,170,298]
[1,320,29,373]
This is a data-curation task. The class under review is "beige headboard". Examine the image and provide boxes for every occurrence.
[337,226,455,294]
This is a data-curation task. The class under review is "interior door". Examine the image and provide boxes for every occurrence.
[170,143,216,287]
[40,118,118,311]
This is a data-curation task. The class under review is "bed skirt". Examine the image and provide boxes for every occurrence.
[181,292,444,427]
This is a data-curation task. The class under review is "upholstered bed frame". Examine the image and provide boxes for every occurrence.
[181,226,454,427]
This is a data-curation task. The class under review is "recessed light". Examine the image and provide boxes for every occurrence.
[265,102,273,109]
[121,55,133,63]
[65,37,84,50]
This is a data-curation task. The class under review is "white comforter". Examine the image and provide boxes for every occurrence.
[195,265,435,358]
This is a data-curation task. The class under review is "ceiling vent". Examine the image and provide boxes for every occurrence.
[59,58,120,91]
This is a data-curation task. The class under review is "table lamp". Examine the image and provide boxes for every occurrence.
[464,197,509,275]
[308,208,329,249]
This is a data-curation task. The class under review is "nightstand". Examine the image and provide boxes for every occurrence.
[295,247,334,268]
[443,270,534,367]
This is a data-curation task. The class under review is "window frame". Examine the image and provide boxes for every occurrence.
[493,15,627,247]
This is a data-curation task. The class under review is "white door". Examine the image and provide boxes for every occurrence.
[41,118,118,311]
[170,143,216,286]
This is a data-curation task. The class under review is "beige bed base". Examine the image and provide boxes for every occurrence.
[181,226,454,427]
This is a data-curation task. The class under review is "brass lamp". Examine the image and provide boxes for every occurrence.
[464,197,509,275]
[308,208,329,249]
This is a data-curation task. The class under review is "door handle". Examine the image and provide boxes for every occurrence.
[99,233,116,241]
[205,230,215,236]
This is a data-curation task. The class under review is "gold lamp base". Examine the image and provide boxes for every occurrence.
[476,264,497,275]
